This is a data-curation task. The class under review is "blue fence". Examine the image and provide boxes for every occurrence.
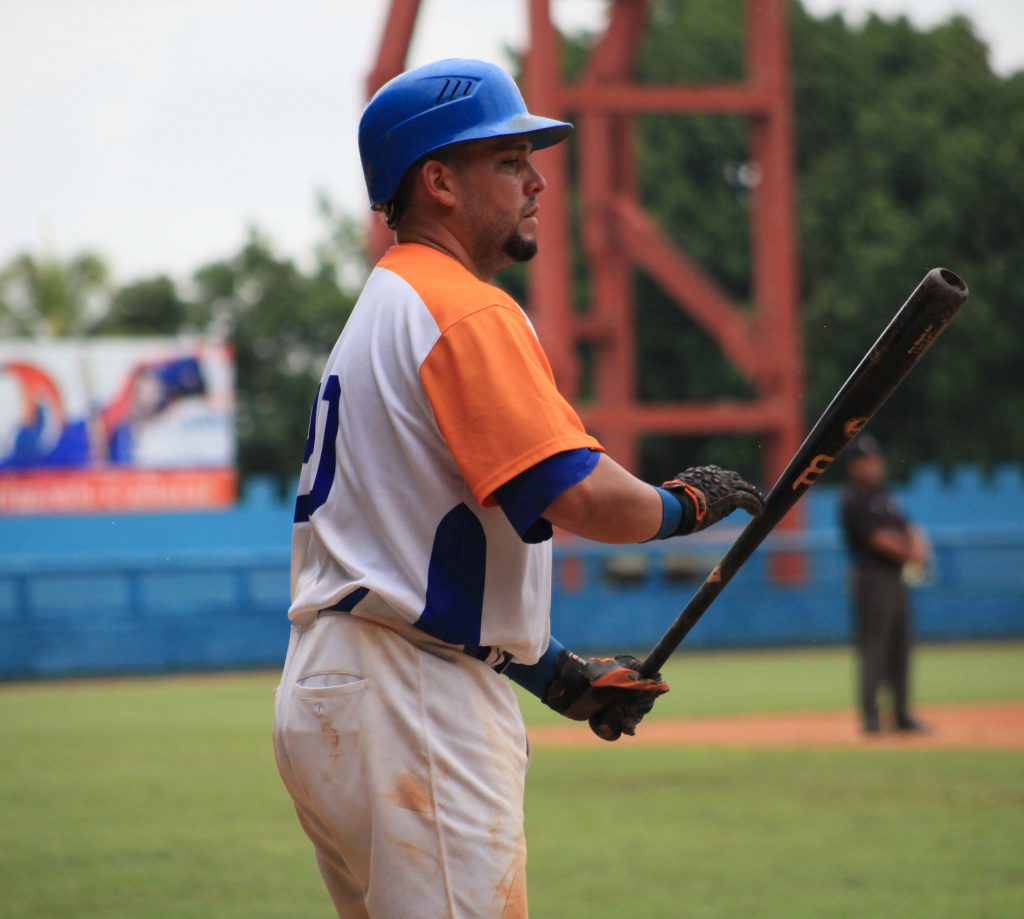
[0,550,290,678]
[2,467,1022,679]
[548,525,1024,651]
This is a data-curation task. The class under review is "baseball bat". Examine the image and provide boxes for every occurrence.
[638,267,968,676]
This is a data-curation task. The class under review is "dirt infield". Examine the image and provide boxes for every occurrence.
[529,702,1024,750]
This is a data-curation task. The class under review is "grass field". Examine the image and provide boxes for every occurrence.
[1,642,1022,918]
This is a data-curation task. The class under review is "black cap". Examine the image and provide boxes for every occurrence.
[843,432,882,467]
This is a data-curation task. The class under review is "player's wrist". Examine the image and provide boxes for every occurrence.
[542,649,591,717]
[503,636,565,700]
[647,485,695,540]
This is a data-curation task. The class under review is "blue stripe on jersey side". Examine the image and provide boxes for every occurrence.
[416,503,487,645]
[494,448,601,543]
[308,375,341,517]
[323,586,369,613]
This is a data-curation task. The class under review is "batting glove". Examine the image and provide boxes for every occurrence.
[543,650,669,741]
[662,465,764,535]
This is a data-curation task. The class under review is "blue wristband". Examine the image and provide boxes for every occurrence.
[504,636,566,699]
[649,486,684,540]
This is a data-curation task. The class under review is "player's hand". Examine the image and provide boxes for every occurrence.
[588,694,662,742]
[662,465,764,535]
[543,650,669,741]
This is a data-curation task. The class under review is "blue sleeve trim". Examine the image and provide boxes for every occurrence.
[494,448,601,544]
[648,486,683,541]
[504,636,566,699]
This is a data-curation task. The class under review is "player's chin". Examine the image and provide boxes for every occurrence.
[502,231,538,263]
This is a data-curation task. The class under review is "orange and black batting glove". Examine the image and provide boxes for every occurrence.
[543,650,669,742]
[657,465,765,537]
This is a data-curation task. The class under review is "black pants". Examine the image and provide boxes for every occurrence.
[851,566,913,725]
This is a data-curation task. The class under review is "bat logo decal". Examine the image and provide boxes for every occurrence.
[844,417,868,438]
[908,325,938,357]
[792,453,835,490]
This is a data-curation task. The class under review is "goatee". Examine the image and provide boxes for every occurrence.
[502,231,538,263]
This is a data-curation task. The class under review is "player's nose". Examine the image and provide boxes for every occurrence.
[525,160,546,195]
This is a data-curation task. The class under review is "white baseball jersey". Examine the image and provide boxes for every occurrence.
[288,242,602,664]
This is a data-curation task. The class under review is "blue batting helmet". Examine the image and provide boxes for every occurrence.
[358,58,573,208]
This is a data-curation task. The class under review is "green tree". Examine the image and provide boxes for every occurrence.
[93,276,191,336]
[191,223,358,492]
[562,0,1024,478]
[0,251,110,337]
[790,5,1024,470]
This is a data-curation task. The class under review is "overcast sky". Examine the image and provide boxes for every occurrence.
[1,0,1020,283]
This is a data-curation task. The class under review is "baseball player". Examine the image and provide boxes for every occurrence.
[839,434,930,733]
[272,58,764,918]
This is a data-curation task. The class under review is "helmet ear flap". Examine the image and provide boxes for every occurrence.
[358,58,572,209]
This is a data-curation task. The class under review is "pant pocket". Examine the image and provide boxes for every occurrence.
[295,671,367,695]
[288,672,368,761]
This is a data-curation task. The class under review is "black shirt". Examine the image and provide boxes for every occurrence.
[839,481,910,569]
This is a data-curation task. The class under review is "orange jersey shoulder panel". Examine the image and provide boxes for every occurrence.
[377,243,518,332]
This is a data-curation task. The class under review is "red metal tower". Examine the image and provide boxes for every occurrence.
[366,0,805,574]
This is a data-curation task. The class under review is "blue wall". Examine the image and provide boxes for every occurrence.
[2,467,1022,679]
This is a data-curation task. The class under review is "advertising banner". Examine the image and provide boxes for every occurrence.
[0,338,235,513]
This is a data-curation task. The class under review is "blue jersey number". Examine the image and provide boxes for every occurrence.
[294,375,341,523]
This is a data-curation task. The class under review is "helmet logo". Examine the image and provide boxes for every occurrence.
[434,78,476,106]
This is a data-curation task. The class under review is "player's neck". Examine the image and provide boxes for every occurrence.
[396,221,506,283]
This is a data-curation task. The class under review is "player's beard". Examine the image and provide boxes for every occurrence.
[501,229,538,263]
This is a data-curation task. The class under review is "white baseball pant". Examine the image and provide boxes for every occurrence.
[273,612,530,918]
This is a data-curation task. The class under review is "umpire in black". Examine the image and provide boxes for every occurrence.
[839,434,930,734]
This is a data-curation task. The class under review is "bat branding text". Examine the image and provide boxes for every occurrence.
[792,453,836,490]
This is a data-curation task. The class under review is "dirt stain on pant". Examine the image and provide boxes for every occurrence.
[319,719,342,755]
[494,849,527,919]
[390,768,434,815]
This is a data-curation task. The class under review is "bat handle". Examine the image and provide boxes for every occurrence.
[638,582,718,676]
[638,518,768,676]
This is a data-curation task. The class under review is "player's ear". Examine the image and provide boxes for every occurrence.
[418,158,458,209]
